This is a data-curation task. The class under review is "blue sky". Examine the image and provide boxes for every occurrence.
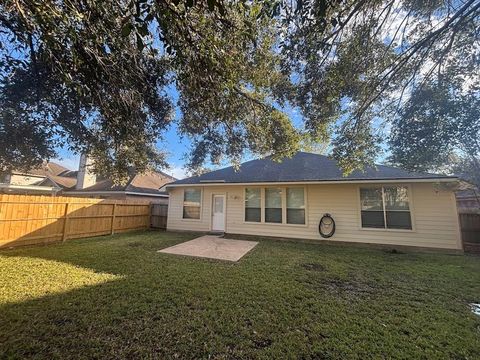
[54,84,309,179]
[55,109,194,180]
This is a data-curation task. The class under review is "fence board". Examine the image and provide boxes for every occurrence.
[0,194,155,248]
[459,212,480,254]
[151,204,168,229]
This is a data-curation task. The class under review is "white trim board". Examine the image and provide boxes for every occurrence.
[167,178,458,189]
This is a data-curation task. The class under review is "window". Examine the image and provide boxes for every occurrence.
[287,188,305,224]
[245,188,261,222]
[244,186,307,225]
[384,186,412,229]
[183,188,201,219]
[265,188,282,223]
[360,188,385,228]
[360,186,412,230]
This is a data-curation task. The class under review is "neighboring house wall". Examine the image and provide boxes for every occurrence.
[8,174,45,186]
[167,182,461,250]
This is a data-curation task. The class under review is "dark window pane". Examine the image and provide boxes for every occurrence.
[183,206,200,219]
[361,211,385,228]
[245,208,261,222]
[265,208,282,223]
[287,209,305,224]
[386,211,412,229]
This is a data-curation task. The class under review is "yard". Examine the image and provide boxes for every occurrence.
[1,231,479,359]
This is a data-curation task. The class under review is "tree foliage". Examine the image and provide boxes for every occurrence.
[389,79,480,183]
[1,0,479,179]
[282,0,479,173]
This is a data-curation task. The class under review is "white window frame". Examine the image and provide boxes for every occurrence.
[243,185,308,227]
[357,184,415,232]
[182,187,202,221]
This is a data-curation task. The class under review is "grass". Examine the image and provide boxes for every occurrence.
[1,231,479,359]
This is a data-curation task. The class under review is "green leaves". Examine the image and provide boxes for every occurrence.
[389,82,480,174]
[121,23,134,37]
[1,0,478,178]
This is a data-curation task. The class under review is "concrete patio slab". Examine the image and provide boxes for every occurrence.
[158,235,258,262]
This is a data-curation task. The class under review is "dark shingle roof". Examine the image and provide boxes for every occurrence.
[70,170,176,195]
[456,189,479,199]
[38,174,77,189]
[12,161,69,177]
[171,152,456,185]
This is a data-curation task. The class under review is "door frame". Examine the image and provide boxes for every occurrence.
[211,193,226,232]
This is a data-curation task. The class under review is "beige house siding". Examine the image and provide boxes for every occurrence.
[167,183,461,250]
[8,174,46,186]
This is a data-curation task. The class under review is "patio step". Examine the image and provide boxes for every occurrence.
[207,231,225,237]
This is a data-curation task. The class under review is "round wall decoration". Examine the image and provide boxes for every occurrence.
[319,214,335,238]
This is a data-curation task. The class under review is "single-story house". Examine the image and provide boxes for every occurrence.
[166,152,462,250]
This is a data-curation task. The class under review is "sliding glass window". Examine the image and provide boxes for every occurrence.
[360,186,412,230]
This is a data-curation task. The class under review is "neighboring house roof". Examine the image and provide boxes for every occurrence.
[456,189,479,199]
[67,170,176,196]
[12,162,69,177]
[44,174,78,189]
[5,160,176,196]
[170,152,457,186]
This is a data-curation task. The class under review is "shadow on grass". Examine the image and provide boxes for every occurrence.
[1,231,480,359]
[0,231,255,358]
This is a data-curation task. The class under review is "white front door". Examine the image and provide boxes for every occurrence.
[212,195,225,231]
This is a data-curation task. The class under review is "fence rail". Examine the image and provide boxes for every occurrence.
[0,194,154,248]
[459,212,480,254]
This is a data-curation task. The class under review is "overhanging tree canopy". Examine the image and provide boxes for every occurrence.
[1,0,479,180]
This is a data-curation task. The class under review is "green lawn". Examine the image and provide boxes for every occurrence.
[1,231,479,359]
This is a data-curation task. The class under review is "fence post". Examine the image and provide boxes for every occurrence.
[111,203,117,235]
[62,202,69,242]
[149,202,153,229]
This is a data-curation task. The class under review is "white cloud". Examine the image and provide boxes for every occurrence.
[167,165,187,180]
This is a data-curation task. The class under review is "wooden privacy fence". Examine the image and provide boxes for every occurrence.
[150,204,168,229]
[459,212,480,254]
[0,194,155,248]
